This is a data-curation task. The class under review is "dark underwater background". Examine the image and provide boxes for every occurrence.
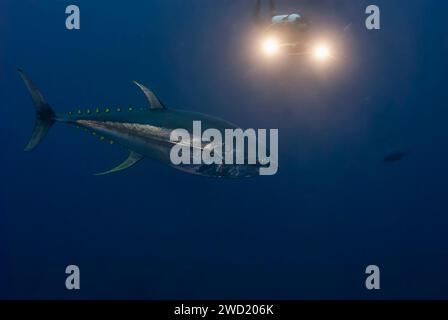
[1,0,447,299]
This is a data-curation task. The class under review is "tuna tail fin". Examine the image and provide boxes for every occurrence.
[18,69,56,151]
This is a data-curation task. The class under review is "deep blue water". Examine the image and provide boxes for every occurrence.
[1,0,448,299]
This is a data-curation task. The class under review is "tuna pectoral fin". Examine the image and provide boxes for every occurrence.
[94,151,144,176]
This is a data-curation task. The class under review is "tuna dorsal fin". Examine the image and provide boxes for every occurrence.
[133,80,166,110]
[94,151,144,176]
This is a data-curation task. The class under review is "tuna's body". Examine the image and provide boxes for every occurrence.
[68,108,236,164]
[19,69,261,178]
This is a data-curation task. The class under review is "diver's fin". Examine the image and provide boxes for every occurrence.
[94,151,144,176]
[18,68,56,151]
[253,0,261,25]
[269,0,277,17]
[133,81,166,110]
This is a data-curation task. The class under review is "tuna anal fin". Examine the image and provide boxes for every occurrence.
[133,81,166,110]
[94,151,144,176]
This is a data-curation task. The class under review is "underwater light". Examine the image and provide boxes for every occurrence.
[313,43,331,61]
[262,38,280,56]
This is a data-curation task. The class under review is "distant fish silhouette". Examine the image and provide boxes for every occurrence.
[384,151,408,163]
